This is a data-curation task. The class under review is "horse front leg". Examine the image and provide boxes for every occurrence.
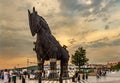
[48,47,59,78]
[37,58,44,83]
[35,44,44,81]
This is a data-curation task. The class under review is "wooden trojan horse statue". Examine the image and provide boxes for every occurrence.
[28,7,69,83]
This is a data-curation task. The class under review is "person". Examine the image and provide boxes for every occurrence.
[72,75,75,82]
[78,74,80,82]
[42,70,45,78]
[24,71,27,78]
[18,71,22,80]
[4,69,8,83]
[75,71,78,78]
[28,73,30,79]
[1,71,4,80]
[86,73,88,80]
[12,73,16,83]
[9,70,13,82]
[96,70,100,79]
[8,71,11,83]
[19,71,23,80]
[22,75,26,83]
[47,70,50,77]
[0,71,1,79]
[82,73,85,80]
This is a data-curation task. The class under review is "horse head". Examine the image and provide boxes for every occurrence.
[28,7,38,36]
[28,7,51,36]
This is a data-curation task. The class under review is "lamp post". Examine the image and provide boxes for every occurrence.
[84,65,88,80]
[27,59,29,71]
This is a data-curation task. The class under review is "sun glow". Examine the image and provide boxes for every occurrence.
[89,8,94,12]
[86,0,92,5]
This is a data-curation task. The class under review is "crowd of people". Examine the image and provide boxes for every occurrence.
[0,68,108,83]
[72,71,88,82]
[96,69,107,78]
[71,69,107,82]
[0,69,16,83]
[0,69,34,83]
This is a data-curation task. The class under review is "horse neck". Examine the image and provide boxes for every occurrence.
[36,28,50,41]
[36,31,43,41]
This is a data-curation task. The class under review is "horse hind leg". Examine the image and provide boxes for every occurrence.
[60,59,69,77]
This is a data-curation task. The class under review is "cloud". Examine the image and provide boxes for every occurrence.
[69,36,120,63]
[78,33,120,48]
[87,46,120,63]
[0,30,34,58]
[113,33,120,38]
[0,0,35,59]
[84,18,97,22]
[68,39,76,44]
[105,25,110,30]
[58,0,119,24]
[111,38,120,46]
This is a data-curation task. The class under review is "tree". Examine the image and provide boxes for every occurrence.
[111,64,120,70]
[71,47,89,71]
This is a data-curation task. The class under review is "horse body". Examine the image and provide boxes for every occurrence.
[36,31,69,60]
[36,31,61,60]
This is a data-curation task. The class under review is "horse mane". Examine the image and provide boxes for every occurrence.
[38,15,51,34]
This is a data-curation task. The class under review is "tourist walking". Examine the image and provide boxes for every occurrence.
[86,73,88,80]
[8,72,11,83]
[4,69,8,83]
[72,75,76,82]
[75,71,79,78]
[12,73,16,83]
[82,73,85,80]
[9,70,13,82]
[22,75,26,83]
[96,69,100,79]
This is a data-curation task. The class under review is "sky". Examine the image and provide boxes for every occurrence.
[0,0,120,69]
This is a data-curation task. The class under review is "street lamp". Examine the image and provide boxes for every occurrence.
[27,59,29,71]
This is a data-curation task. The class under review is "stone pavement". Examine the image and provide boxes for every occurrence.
[0,71,120,83]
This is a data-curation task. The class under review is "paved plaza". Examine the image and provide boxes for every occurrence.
[0,71,120,83]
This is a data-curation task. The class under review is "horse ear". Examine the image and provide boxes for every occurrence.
[33,7,38,15]
[33,7,35,13]
[28,9,31,16]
